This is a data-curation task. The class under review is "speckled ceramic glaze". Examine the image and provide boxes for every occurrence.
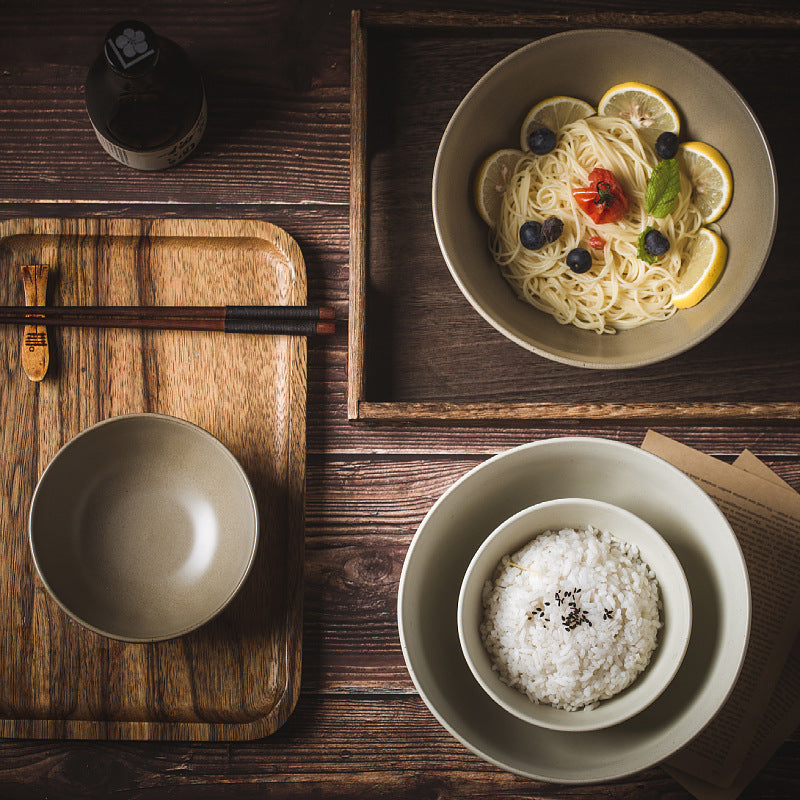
[432,29,777,368]
[458,498,692,733]
[398,437,750,783]
[29,413,258,642]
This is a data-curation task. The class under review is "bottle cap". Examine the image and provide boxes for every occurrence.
[104,21,159,76]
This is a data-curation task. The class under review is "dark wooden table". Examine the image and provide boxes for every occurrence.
[1,1,799,796]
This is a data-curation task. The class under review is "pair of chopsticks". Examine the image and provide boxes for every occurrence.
[0,305,335,336]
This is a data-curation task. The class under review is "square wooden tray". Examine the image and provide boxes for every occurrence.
[0,217,305,740]
[348,10,799,423]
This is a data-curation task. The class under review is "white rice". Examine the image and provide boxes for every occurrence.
[480,526,662,711]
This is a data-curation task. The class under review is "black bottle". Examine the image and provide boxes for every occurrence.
[85,21,207,170]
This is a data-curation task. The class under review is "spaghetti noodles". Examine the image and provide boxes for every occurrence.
[491,114,704,334]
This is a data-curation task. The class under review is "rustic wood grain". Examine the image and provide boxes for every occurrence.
[348,10,368,421]
[0,217,305,740]
[0,697,711,799]
[358,8,800,30]
[1,0,799,797]
[0,696,796,799]
[355,400,800,423]
[0,2,351,205]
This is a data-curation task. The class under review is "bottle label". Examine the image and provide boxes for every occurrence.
[91,92,207,171]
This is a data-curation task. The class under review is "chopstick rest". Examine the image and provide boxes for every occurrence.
[20,265,49,382]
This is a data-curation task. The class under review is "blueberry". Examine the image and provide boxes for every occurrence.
[655,131,679,159]
[566,247,592,273]
[644,229,670,256]
[528,127,557,155]
[519,221,545,250]
[542,216,564,243]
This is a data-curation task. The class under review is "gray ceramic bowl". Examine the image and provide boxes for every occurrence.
[29,413,259,642]
[458,498,692,732]
[432,29,777,368]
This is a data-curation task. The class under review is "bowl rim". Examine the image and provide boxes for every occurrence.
[28,412,260,643]
[457,496,693,732]
[431,27,778,369]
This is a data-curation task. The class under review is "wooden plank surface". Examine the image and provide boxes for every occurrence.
[0,218,305,740]
[0,0,798,796]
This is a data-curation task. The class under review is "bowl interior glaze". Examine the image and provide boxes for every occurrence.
[29,414,259,642]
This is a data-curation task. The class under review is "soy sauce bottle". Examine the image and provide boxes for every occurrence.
[85,21,207,170]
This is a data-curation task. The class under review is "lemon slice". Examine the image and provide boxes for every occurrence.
[672,227,727,309]
[520,96,595,151]
[597,82,680,143]
[680,141,733,223]
[474,148,524,227]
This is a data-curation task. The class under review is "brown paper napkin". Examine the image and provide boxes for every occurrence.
[641,432,800,798]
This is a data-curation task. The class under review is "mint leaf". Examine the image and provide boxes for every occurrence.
[637,227,657,264]
[645,158,681,218]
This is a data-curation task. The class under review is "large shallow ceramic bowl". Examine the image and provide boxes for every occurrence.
[432,29,777,368]
[398,437,750,783]
[29,413,259,642]
[458,498,692,732]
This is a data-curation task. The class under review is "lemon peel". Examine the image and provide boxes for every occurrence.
[473,148,524,227]
[680,141,733,223]
[673,227,727,309]
[597,82,680,143]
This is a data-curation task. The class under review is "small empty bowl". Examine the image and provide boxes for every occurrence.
[458,497,692,732]
[29,413,259,642]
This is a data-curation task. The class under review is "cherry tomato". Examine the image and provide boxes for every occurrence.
[588,235,606,249]
[573,168,629,224]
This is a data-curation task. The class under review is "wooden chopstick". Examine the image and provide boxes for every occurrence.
[0,305,335,335]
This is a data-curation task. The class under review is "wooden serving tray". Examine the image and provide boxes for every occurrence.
[0,217,305,740]
[348,10,799,423]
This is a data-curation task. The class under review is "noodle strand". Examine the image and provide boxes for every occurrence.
[492,115,704,334]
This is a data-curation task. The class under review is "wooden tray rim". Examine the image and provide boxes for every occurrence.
[347,9,800,424]
[0,216,306,741]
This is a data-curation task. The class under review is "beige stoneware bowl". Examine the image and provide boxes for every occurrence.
[29,413,259,642]
[458,497,692,732]
[397,437,750,783]
[432,28,777,368]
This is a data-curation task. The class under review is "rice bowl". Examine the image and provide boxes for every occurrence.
[458,497,692,732]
